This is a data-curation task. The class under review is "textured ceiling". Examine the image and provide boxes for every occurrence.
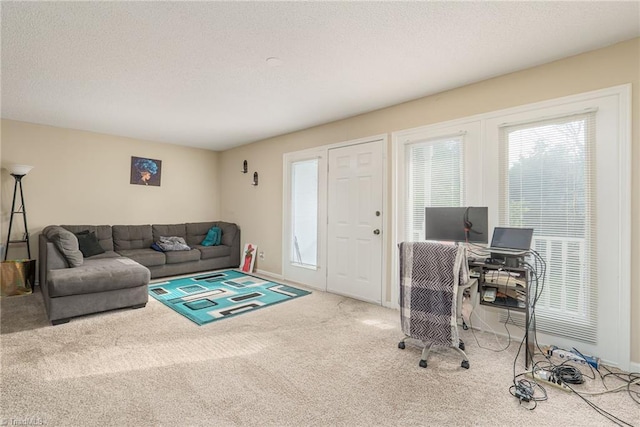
[2,1,639,151]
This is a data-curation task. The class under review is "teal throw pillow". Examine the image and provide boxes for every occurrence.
[201,227,221,246]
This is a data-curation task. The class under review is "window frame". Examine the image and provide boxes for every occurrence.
[483,88,630,368]
[498,112,598,342]
[391,84,631,369]
[404,133,466,242]
[391,119,483,304]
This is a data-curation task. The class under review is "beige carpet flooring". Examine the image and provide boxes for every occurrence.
[1,278,638,426]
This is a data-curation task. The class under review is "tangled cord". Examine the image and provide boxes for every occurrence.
[509,377,547,410]
[466,246,638,424]
[553,364,585,385]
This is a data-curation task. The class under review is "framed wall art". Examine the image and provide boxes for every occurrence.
[130,156,162,187]
[240,243,257,273]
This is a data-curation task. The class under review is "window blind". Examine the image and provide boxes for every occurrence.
[498,112,597,343]
[405,135,464,242]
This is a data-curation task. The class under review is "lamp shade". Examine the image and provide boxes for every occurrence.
[7,164,33,176]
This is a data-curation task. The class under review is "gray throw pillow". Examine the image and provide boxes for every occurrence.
[43,226,84,267]
[75,230,106,258]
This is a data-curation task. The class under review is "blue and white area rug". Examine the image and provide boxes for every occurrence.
[148,270,311,325]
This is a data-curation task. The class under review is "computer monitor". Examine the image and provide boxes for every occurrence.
[424,207,489,244]
[489,227,534,251]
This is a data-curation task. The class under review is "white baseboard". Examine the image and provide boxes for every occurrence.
[255,269,283,280]
[629,361,640,373]
[383,300,399,310]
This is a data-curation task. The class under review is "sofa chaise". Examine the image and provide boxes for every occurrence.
[39,221,240,325]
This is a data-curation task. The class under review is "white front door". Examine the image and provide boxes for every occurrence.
[327,140,384,304]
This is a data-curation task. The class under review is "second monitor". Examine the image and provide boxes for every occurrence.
[424,206,489,244]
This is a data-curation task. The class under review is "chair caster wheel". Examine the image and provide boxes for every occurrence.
[398,342,405,350]
[419,360,427,368]
[461,360,470,369]
[459,341,465,351]
[462,322,469,330]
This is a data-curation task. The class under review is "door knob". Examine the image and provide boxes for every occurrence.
[373,229,381,235]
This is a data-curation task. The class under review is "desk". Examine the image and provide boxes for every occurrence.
[469,261,534,369]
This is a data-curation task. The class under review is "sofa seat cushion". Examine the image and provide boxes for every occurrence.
[86,250,121,260]
[47,258,150,297]
[194,245,231,260]
[116,248,166,267]
[164,249,201,264]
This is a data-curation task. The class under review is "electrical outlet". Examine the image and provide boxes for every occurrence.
[258,251,265,260]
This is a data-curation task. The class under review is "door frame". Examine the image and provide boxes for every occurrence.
[282,134,388,304]
[282,147,328,289]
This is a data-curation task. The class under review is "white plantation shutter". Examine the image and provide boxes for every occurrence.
[405,135,464,242]
[498,112,597,343]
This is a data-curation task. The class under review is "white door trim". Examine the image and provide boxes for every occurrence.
[282,134,388,304]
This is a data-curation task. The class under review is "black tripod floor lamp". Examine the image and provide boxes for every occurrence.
[4,164,34,261]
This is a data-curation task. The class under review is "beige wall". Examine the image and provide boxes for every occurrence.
[0,120,220,262]
[1,39,637,362]
[218,38,640,362]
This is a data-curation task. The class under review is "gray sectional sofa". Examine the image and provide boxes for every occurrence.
[39,221,240,325]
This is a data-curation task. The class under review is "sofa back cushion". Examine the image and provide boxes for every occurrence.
[186,222,238,247]
[43,226,83,267]
[61,225,113,252]
[113,225,153,250]
[185,222,215,246]
[217,222,238,247]
[152,224,186,243]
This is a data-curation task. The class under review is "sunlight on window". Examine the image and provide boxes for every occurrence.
[405,136,464,241]
[291,159,318,267]
[501,113,596,342]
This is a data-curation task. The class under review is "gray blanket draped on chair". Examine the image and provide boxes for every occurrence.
[399,241,469,346]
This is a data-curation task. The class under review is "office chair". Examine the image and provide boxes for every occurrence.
[397,241,470,369]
